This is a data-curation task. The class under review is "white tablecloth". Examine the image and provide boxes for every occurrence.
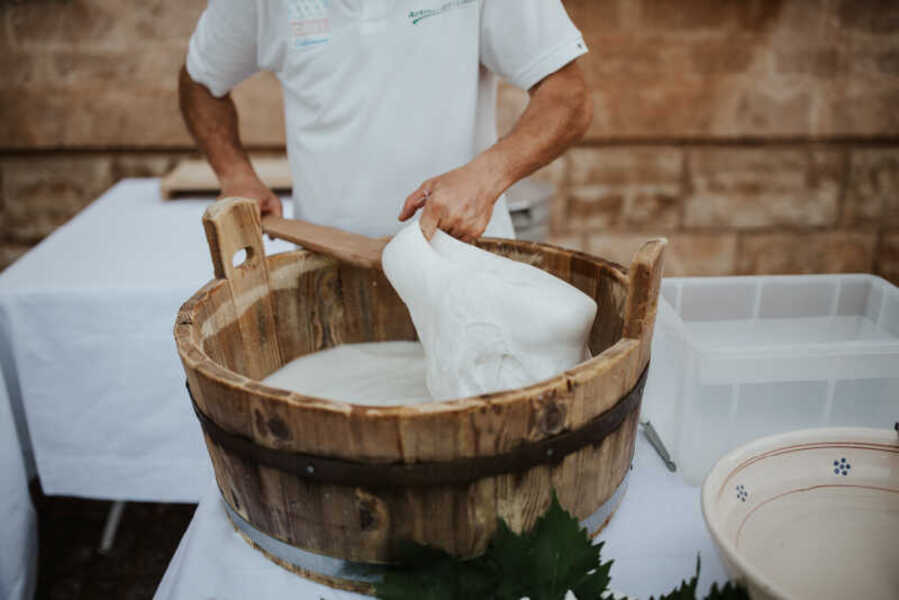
[0,179,294,501]
[1,372,37,600]
[153,435,729,600]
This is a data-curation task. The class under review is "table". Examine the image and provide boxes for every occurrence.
[0,179,294,501]
[0,371,37,600]
[153,435,729,600]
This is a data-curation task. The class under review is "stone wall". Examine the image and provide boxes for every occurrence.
[1,0,897,283]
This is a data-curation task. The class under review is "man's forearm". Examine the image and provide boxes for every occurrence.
[178,65,257,186]
[400,61,592,240]
[476,61,593,197]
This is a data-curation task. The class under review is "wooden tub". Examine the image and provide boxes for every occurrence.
[174,199,665,591]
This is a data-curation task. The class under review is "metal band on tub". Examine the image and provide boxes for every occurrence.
[220,469,631,585]
[186,364,648,488]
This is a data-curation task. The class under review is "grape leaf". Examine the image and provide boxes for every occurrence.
[570,559,613,600]
[704,581,750,600]
[489,519,534,599]
[650,556,700,600]
[649,556,749,600]
[373,492,745,600]
[526,491,609,600]
[374,544,498,600]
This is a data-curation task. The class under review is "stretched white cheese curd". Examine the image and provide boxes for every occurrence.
[381,222,597,401]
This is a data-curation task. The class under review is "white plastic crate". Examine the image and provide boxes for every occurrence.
[641,274,899,485]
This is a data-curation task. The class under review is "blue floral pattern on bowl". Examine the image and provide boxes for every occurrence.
[736,484,748,502]
[833,457,851,476]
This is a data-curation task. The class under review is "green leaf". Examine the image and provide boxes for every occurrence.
[703,581,750,600]
[527,491,608,600]
[489,519,534,600]
[570,557,613,600]
[374,546,499,600]
[649,555,750,600]
[650,556,699,600]
[372,490,746,600]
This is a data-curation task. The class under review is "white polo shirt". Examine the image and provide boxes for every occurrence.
[187,0,587,238]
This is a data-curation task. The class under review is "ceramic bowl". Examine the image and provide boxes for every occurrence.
[701,427,899,600]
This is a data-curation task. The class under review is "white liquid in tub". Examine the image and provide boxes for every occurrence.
[263,341,431,406]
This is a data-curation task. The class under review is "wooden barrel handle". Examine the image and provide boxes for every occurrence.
[203,198,268,283]
[622,239,667,361]
[261,215,389,270]
[202,197,282,380]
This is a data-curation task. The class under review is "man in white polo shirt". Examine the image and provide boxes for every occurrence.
[180,0,591,242]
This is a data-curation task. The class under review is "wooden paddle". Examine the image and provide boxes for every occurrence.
[261,214,389,270]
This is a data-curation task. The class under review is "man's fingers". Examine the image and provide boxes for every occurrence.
[259,196,282,219]
[419,206,439,240]
[267,196,283,218]
[400,184,430,221]
[398,195,425,222]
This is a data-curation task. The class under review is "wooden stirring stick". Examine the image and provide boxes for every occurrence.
[261,215,389,270]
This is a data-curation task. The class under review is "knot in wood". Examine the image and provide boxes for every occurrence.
[537,400,565,435]
[355,490,387,534]
[255,409,291,441]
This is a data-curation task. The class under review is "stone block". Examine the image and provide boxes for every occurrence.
[774,46,851,78]
[0,86,185,148]
[0,156,114,244]
[4,0,206,49]
[0,65,284,148]
[5,1,123,49]
[568,184,680,230]
[586,69,820,139]
[819,79,899,137]
[568,147,682,186]
[562,0,622,34]
[876,231,899,286]
[727,75,815,136]
[687,37,759,76]
[835,0,899,35]
[546,232,587,252]
[563,147,682,230]
[843,148,899,226]
[737,231,877,275]
[815,27,899,136]
[547,190,570,235]
[111,153,187,181]
[51,44,188,86]
[875,49,899,78]
[231,71,287,147]
[577,33,691,82]
[530,155,568,188]
[685,147,842,228]
[587,231,737,276]
[587,76,732,138]
[635,0,788,33]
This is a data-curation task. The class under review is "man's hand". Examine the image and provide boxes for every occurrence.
[399,159,503,242]
[398,60,591,243]
[220,174,283,218]
[179,65,282,218]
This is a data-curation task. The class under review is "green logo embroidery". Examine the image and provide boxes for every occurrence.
[409,0,476,24]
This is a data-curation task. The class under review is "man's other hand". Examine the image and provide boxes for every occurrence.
[220,175,283,218]
[399,161,502,243]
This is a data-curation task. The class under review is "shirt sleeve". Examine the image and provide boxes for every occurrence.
[185,0,260,98]
[479,0,588,91]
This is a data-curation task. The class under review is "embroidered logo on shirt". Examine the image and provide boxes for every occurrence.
[289,0,330,49]
[408,0,476,24]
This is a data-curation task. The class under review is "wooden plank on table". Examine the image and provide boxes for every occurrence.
[160,157,292,199]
